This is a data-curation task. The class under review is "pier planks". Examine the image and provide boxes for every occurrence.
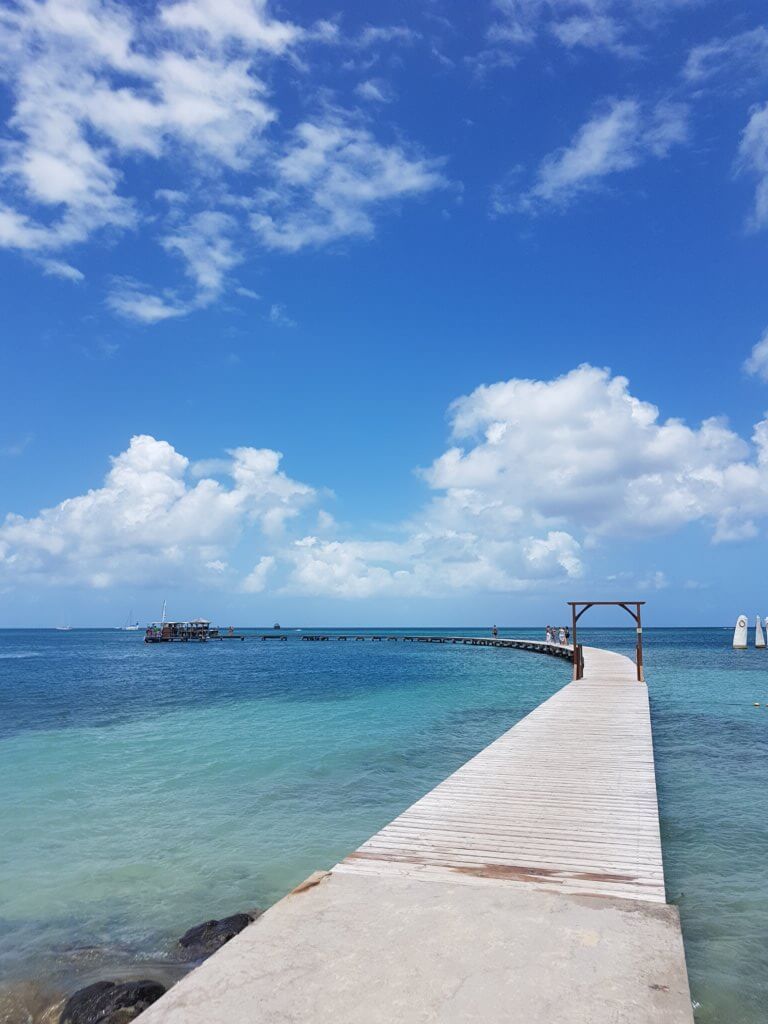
[336,645,665,902]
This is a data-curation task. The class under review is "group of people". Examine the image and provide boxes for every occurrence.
[545,625,570,645]
[488,624,570,645]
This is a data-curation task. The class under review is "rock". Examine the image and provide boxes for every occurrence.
[59,980,165,1024]
[177,912,257,959]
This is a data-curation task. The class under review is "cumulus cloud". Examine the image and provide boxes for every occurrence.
[0,435,315,589]
[504,98,688,214]
[278,367,768,596]
[5,366,768,599]
[241,555,275,592]
[424,364,768,544]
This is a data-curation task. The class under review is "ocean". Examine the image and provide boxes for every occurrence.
[0,627,766,1023]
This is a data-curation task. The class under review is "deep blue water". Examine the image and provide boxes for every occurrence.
[0,627,766,1023]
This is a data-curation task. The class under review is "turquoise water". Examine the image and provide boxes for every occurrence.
[0,628,766,1022]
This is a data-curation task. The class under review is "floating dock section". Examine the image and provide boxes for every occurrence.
[140,643,692,1024]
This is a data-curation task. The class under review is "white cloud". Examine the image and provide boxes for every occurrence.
[251,114,446,251]
[354,26,419,49]
[738,102,768,230]
[7,367,768,600]
[106,281,190,324]
[511,98,688,214]
[279,363,768,599]
[241,555,275,592]
[160,0,300,51]
[0,0,445,316]
[106,211,252,321]
[39,258,85,282]
[522,532,583,579]
[640,570,669,590]
[0,0,274,261]
[156,210,242,312]
[684,27,768,86]
[487,0,692,57]
[1,435,33,458]
[549,13,638,57]
[0,435,315,588]
[355,79,393,104]
[267,303,297,327]
[424,364,767,543]
[744,328,768,381]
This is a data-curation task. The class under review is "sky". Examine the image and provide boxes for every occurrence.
[1,0,768,627]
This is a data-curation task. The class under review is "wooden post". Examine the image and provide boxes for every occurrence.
[635,602,644,682]
[571,603,579,680]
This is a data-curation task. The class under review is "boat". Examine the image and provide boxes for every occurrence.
[733,614,748,649]
[119,608,140,631]
[55,625,72,631]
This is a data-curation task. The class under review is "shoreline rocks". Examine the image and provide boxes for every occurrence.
[177,911,260,961]
[25,907,264,1024]
[59,981,166,1024]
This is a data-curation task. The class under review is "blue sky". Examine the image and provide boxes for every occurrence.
[2,0,768,626]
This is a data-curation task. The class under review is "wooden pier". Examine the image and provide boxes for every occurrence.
[297,632,574,659]
[139,641,692,1024]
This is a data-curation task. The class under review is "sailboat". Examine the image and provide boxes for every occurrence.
[119,609,140,631]
[733,614,748,649]
[55,624,72,631]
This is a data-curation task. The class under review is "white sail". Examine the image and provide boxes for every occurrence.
[756,615,766,648]
[733,614,748,649]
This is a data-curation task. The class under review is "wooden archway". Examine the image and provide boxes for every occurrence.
[567,601,645,682]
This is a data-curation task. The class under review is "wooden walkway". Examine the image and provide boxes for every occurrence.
[298,633,573,660]
[335,644,665,903]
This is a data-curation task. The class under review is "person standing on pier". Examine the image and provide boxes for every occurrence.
[491,624,498,638]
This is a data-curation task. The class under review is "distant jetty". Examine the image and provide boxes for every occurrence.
[144,620,244,643]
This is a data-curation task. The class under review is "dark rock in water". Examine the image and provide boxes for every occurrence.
[59,980,165,1024]
[177,913,257,959]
